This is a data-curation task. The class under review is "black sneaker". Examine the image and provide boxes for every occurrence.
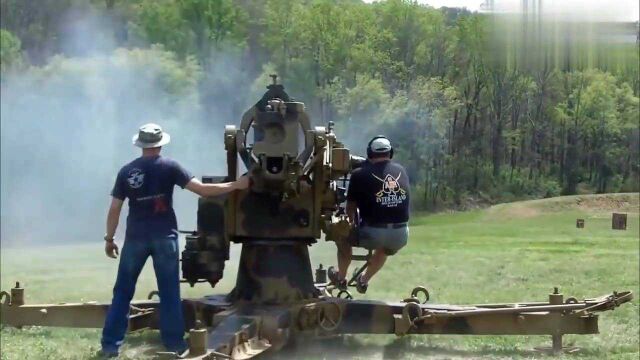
[355,273,368,294]
[327,266,347,290]
[173,348,189,358]
[166,341,189,356]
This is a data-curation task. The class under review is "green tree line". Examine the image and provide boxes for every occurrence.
[1,0,638,209]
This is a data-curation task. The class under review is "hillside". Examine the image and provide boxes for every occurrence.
[485,193,639,220]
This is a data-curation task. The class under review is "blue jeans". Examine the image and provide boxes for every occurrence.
[101,237,186,353]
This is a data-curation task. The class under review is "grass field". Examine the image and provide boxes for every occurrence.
[1,193,638,359]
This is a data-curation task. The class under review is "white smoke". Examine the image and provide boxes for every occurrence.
[0,10,253,247]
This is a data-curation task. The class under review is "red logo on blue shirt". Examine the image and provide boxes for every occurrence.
[153,197,168,214]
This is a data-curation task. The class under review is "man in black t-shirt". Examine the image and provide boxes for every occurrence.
[330,135,410,294]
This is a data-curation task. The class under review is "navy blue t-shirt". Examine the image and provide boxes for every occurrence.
[347,160,410,224]
[111,156,193,241]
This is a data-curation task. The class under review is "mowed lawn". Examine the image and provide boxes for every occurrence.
[1,194,638,359]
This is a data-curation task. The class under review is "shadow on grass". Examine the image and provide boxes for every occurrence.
[84,330,165,360]
[381,337,533,359]
[78,330,621,360]
[260,335,541,360]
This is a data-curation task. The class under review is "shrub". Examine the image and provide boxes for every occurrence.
[0,29,24,75]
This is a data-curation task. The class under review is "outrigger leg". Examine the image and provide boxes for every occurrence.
[0,281,633,359]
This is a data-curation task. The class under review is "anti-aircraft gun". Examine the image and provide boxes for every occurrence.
[0,77,633,359]
[180,74,360,301]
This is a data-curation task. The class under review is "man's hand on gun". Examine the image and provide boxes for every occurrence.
[234,175,250,190]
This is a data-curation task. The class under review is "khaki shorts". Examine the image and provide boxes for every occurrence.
[350,224,409,255]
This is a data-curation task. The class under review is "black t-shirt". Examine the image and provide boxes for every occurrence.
[112,155,194,241]
[347,160,410,224]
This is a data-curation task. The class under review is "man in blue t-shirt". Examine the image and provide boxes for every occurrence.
[100,123,248,357]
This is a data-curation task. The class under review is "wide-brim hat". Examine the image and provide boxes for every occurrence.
[132,123,171,148]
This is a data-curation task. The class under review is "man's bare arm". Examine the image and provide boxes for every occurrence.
[185,176,249,197]
[105,197,123,259]
[106,197,124,239]
[346,200,358,225]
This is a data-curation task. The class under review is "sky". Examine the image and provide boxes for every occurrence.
[364,0,640,22]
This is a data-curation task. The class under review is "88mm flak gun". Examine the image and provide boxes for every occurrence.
[0,77,633,359]
[180,74,361,298]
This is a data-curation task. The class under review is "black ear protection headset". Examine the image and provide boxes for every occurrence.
[366,135,394,159]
